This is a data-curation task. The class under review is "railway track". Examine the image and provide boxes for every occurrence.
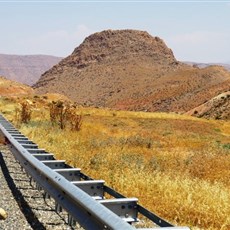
[0,114,190,230]
[0,145,77,230]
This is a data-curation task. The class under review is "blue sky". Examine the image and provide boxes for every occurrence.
[0,1,229,63]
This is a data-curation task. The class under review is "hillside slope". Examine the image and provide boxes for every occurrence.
[34,29,230,113]
[0,54,62,86]
[0,76,33,96]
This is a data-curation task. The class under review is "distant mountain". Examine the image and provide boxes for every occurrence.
[0,54,62,86]
[185,61,230,71]
[34,29,230,115]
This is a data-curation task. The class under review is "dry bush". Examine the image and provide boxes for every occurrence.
[18,100,32,124]
[49,100,68,129]
[68,108,83,131]
[49,100,82,131]
[49,101,58,125]
[14,107,21,126]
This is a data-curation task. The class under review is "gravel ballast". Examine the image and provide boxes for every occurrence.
[0,145,82,230]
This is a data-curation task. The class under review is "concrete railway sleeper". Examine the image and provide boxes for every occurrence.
[0,114,190,230]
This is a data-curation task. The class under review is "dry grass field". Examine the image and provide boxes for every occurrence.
[0,96,229,229]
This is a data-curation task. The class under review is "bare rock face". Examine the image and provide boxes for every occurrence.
[34,30,181,104]
[36,30,177,76]
[66,30,176,67]
[186,91,230,120]
[34,29,230,115]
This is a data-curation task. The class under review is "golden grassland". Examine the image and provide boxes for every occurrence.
[0,96,229,229]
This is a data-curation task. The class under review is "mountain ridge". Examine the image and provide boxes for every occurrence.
[0,54,62,86]
[185,61,230,71]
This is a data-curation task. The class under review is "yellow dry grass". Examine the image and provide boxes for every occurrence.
[0,97,229,229]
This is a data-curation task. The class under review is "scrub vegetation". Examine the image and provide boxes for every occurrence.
[0,96,229,230]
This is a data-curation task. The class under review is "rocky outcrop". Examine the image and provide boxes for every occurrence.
[36,30,177,78]
[33,29,230,115]
[34,30,183,105]
[186,91,230,120]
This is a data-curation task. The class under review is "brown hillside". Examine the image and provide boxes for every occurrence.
[0,76,33,96]
[34,29,230,113]
[0,54,62,86]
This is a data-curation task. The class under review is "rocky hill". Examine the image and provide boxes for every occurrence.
[0,54,62,86]
[34,29,230,114]
[186,91,230,120]
[0,76,33,96]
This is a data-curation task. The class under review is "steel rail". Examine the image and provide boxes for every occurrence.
[0,114,190,230]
